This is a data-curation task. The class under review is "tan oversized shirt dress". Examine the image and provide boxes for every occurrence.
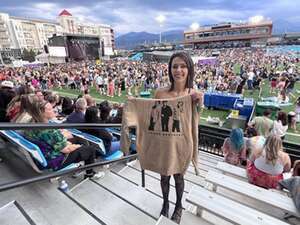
[120,95,199,176]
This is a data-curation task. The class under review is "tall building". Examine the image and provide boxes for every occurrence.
[184,21,273,49]
[0,9,115,62]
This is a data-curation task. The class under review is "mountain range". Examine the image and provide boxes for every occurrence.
[115,20,300,50]
[115,30,184,50]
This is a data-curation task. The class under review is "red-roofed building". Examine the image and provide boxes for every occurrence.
[59,9,72,17]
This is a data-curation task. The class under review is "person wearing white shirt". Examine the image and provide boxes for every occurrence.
[247,70,255,90]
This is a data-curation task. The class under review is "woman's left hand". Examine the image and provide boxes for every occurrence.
[191,91,204,106]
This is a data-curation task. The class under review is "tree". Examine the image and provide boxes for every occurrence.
[22,49,36,62]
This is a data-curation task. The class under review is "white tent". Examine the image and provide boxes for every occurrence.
[35,53,66,64]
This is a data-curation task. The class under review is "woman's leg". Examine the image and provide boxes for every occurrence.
[160,175,171,217]
[171,173,184,224]
[61,146,96,175]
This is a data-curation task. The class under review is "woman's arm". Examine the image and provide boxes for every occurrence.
[282,152,292,173]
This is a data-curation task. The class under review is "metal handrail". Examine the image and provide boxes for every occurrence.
[0,154,138,192]
[0,123,122,130]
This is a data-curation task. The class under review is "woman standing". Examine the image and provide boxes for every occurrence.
[154,52,202,223]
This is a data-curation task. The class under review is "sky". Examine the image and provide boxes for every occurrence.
[1,0,299,36]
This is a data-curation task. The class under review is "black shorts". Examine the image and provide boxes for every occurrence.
[98,84,104,88]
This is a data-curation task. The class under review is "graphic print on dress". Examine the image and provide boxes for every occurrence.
[161,101,173,132]
[172,101,184,132]
[148,101,161,131]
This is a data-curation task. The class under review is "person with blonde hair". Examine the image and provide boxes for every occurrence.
[25,100,103,178]
[247,134,291,189]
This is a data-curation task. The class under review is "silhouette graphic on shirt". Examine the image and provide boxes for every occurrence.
[148,101,161,131]
[172,101,184,132]
[161,101,173,132]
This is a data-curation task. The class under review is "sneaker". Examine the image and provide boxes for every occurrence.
[72,170,84,178]
[84,171,105,180]
[92,171,105,180]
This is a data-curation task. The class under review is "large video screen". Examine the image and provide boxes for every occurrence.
[66,36,100,60]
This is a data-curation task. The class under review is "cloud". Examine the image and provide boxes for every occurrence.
[0,0,299,35]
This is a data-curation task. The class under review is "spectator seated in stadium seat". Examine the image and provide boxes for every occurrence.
[222,128,247,166]
[24,100,103,179]
[64,98,87,123]
[83,106,120,155]
[247,134,291,189]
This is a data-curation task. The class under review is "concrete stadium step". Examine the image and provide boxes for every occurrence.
[127,160,206,187]
[0,201,33,225]
[114,165,189,208]
[68,178,156,225]
[92,171,171,219]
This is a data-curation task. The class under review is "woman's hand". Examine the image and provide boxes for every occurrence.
[61,144,81,154]
[191,91,204,106]
[61,129,74,139]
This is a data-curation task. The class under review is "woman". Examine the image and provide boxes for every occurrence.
[13,94,38,123]
[84,106,118,154]
[222,128,247,166]
[25,100,103,179]
[154,52,202,224]
[272,111,288,139]
[247,134,291,189]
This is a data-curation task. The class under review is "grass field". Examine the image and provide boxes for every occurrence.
[53,78,300,143]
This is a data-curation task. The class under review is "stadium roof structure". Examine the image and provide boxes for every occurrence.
[59,9,72,17]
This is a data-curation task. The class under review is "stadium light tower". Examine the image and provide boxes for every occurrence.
[156,15,166,43]
[190,22,200,31]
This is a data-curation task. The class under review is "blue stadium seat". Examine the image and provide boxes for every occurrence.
[0,130,47,167]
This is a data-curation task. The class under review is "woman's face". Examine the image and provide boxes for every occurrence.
[43,103,56,120]
[171,57,188,85]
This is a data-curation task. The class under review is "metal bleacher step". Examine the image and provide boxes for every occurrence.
[127,159,206,187]
[68,178,156,225]
[155,211,212,225]
[0,165,100,225]
[0,201,33,225]
[113,165,189,208]
[180,211,213,225]
[92,171,173,219]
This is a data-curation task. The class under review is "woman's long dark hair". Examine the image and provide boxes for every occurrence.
[168,51,194,92]
[85,106,100,123]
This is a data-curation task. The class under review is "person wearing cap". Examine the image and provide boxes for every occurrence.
[0,80,16,122]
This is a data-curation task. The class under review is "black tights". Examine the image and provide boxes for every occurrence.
[160,174,184,208]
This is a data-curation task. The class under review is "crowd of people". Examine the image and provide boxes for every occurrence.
[0,47,299,222]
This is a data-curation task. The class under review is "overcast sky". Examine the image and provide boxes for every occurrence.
[1,0,299,35]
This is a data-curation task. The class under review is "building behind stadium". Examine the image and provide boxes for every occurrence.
[0,9,115,62]
[184,20,273,49]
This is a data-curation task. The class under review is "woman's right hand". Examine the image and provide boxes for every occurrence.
[61,144,81,154]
